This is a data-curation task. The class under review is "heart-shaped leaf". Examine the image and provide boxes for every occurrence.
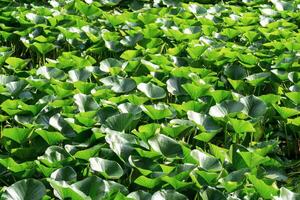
[89,157,123,179]
[72,176,128,199]
[209,100,244,118]
[2,128,32,144]
[100,76,136,93]
[229,118,255,133]
[50,166,77,182]
[190,149,222,172]
[148,134,183,158]
[240,95,267,118]
[141,103,174,120]
[152,190,188,200]
[5,57,30,70]
[137,82,166,99]
[1,179,46,200]
[105,113,137,131]
[247,174,279,199]
[187,111,221,133]
[74,93,99,112]
[100,58,122,74]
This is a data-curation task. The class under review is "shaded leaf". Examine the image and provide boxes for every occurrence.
[89,157,123,179]
[1,179,46,200]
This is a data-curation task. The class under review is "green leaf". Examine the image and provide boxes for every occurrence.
[6,80,27,96]
[274,187,300,200]
[249,140,279,156]
[141,104,174,120]
[1,1,300,198]
[182,83,211,100]
[1,179,46,200]
[222,28,240,39]
[243,31,259,43]
[161,176,193,190]
[73,144,102,160]
[100,58,122,74]
[152,190,188,200]
[126,94,149,105]
[273,104,300,119]
[51,85,73,98]
[148,134,183,158]
[286,92,300,104]
[166,77,186,96]
[209,143,229,163]
[187,111,221,133]
[118,102,142,116]
[238,53,258,65]
[271,0,293,11]
[0,47,14,66]
[219,169,249,192]
[74,81,95,94]
[200,186,226,200]
[47,179,88,200]
[194,132,218,142]
[35,129,66,145]
[0,74,16,85]
[134,176,161,189]
[236,151,268,168]
[122,61,140,72]
[143,58,164,71]
[2,128,32,144]
[127,191,152,200]
[247,174,279,199]
[100,76,136,93]
[105,113,137,131]
[259,94,281,105]
[50,166,77,182]
[0,114,9,122]
[240,95,267,118]
[287,117,300,126]
[229,118,255,133]
[25,13,45,24]
[180,101,205,112]
[75,1,101,16]
[134,123,160,141]
[137,82,166,99]
[246,72,270,86]
[36,66,66,80]
[190,169,219,186]
[74,93,99,112]
[190,149,222,172]
[38,146,72,167]
[0,156,35,173]
[99,0,122,6]
[105,130,137,161]
[72,176,127,199]
[49,114,76,138]
[68,69,91,82]
[209,100,244,118]
[89,157,123,179]
[210,90,233,103]
[121,33,143,47]
[75,111,98,127]
[162,124,191,138]
[120,50,140,60]
[5,57,30,70]
[186,45,207,60]
[128,155,157,176]
[31,42,55,55]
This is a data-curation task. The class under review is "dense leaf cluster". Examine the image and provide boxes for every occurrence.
[0,0,300,199]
